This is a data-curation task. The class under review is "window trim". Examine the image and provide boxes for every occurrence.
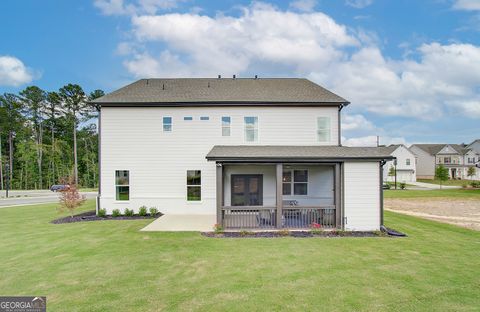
[244,116,258,142]
[186,170,202,202]
[222,116,231,137]
[317,117,331,143]
[282,169,308,196]
[406,158,411,166]
[163,116,172,132]
[115,170,130,202]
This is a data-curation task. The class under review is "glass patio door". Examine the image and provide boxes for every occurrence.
[231,174,263,206]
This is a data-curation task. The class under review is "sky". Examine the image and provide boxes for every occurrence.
[1,0,479,146]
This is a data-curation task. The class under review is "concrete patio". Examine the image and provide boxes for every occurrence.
[140,214,216,232]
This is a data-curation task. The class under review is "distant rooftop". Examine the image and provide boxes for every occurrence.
[411,144,470,155]
[91,78,349,106]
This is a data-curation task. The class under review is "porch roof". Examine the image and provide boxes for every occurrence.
[206,145,396,162]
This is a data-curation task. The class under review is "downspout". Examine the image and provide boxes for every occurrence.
[379,159,388,227]
[338,104,344,146]
[97,107,102,214]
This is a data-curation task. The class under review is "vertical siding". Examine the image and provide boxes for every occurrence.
[100,106,338,214]
[343,162,380,231]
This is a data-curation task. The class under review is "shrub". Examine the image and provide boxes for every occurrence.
[149,207,158,216]
[310,222,323,235]
[213,223,224,234]
[470,181,480,188]
[138,206,148,216]
[112,209,121,217]
[57,175,86,218]
[124,208,134,216]
[98,208,107,217]
[462,183,469,189]
[400,182,406,190]
[239,230,253,237]
[278,229,290,236]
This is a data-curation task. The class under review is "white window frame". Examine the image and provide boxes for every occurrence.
[222,116,231,137]
[406,158,411,166]
[317,117,331,142]
[244,116,258,142]
[163,117,172,132]
[115,170,130,202]
[282,169,308,196]
[186,170,202,202]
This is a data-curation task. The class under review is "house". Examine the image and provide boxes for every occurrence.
[382,144,416,183]
[410,143,480,180]
[92,78,394,231]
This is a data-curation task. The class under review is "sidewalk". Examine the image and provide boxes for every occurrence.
[408,181,461,189]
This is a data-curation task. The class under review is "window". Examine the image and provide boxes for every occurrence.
[115,170,129,201]
[282,169,308,195]
[184,116,193,121]
[200,116,209,121]
[444,157,451,164]
[317,117,331,142]
[187,170,201,201]
[163,117,172,132]
[244,116,258,142]
[222,116,231,136]
[406,158,411,166]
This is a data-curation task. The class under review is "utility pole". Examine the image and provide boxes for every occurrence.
[394,159,397,190]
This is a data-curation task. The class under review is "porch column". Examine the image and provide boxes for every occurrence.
[335,163,342,229]
[276,163,283,228]
[216,163,223,225]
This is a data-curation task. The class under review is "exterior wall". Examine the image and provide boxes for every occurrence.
[100,106,339,215]
[343,162,380,231]
[383,146,416,182]
[467,140,480,154]
[410,146,435,179]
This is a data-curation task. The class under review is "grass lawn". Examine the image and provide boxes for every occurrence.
[417,178,480,186]
[0,201,479,311]
[385,188,480,199]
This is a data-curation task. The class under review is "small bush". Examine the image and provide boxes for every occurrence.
[149,207,158,216]
[98,208,107,217]
[213,223,224,234]
[138,206,148,216]
[112,209,121,217]
[124,208,134,216]
[462,183,469,189]
[470,181,480,188]
[400,182,406,190]
[239,230,253,237]
[310,222,323,235]
[278,229,290,236]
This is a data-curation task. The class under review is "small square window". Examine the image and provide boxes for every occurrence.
[200,116,209,121]
[184,116,193,121]
[163,117,172,132]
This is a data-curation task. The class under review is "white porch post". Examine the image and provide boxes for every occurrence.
[216,163,223,225]
[276,163,283,228]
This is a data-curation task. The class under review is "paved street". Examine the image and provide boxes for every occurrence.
[0,190,97,208]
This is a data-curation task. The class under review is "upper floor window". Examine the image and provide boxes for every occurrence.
[187,170,201,201]
[468,157,475,164]
[184,116,193,121]
[406,158,411,166]
[317,117,331,142]
[222,116,231,136]
[282,169,308,195]
[244,117,258,142]
[444,157,451,164]
[163,117,172,132]
[115,170,129,201]
[200,116,210,121]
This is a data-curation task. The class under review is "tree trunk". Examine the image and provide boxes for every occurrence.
[36,123,43,189]
[73,120,78,186]
[0,133,3,190]
[8,130,13,184]
[51,124,55,186]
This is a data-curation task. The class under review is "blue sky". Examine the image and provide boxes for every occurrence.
[1,0,479,146]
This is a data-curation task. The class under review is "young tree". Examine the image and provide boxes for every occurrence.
[57,175,86,218]
[45,91,62,186]
[467,166,476,180]
[435,165,449,189]
[388,165,395,177]
[59,84,88,186]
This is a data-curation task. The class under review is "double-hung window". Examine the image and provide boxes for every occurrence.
[163,117,172,132]
[282,169,308,195]
[244,116,258,142]
[222,116,231,136]
[115,170,129,201]
[317,117,331,142]
[187,170,201,201]
[406,158,411,166]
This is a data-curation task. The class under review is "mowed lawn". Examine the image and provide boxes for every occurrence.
[417,178,480,186]
[0,201,479,311]
[385,188,480,199]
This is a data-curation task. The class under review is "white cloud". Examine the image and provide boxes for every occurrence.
[453,0,480,11]
[0,55,35,87]
[345,0,373,9]
[342,114,376,132]
[94,0,183,15]
[289,0,317,12]
[342,135,406,147]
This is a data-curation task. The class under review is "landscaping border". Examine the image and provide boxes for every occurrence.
[51,210,162,224]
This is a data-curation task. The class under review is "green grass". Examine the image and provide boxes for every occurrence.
[385,188,480,198]
[417,178,479,186]
[78,188,98,192]
[0,201,479,311]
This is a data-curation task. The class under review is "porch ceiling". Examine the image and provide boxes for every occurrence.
[206,145,395,162]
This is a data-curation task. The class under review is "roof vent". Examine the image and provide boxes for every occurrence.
[233,74,236,79]
[218,75,221,79]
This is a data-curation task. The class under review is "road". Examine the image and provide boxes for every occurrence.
[0,190,98,208]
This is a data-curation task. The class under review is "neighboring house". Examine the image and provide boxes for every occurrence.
[92,78,394,231]
[410,143,480,180]
[382,144,416,183]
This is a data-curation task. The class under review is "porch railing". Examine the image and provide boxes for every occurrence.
[221,206,335,229]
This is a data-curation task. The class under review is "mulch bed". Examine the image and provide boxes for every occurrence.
[51,210,162,224]
[203,230,389,238]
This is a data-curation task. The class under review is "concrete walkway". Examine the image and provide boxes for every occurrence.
[141,214,216,232]
[408,181,461,189]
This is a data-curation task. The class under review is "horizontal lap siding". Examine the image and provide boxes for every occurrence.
[344,162,380,231]
[100,106,338,214]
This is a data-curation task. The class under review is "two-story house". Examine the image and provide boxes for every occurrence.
[92,78,394,231]
[382,144,416,183]
[410,143,480,180]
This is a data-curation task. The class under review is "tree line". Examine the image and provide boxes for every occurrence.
[0,84,104,190]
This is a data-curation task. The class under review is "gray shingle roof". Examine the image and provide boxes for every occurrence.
[91,78,349,105]
[411,144,470,155]
[206,145,394,161]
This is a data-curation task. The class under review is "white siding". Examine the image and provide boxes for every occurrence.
[410,146,436,179]
[100,106,339,215]
[344,162,380,231]
[383,145,416,182]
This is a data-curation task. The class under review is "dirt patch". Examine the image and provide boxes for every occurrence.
[385,198,480,231]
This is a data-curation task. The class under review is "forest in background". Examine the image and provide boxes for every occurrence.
[0,84,104,190]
